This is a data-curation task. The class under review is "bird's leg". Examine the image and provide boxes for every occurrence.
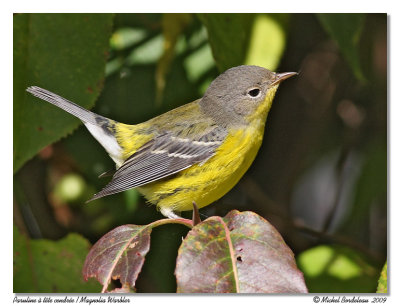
[160,207,181,219]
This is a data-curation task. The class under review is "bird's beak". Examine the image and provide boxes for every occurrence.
[271,72,298,86]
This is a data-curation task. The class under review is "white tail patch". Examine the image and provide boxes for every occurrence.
[84,123,124,167]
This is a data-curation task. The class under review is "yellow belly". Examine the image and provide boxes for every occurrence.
[138,127,264,212]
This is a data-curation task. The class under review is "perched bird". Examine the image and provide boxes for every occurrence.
[27,65,296,219]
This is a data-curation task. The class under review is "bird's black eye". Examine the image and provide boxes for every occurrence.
[247,88,261,98]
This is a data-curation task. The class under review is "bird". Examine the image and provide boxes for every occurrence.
[26,65,297,219]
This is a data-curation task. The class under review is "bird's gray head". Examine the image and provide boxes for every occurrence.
[199,65,296,127]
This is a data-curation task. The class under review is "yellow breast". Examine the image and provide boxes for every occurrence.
[138,126,265,212]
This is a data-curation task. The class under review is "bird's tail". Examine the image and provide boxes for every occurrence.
[26,86,124,166]
[26,86,103,125]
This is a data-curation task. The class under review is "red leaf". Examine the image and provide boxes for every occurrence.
[82,218,192,292]
[175,210,308,293]
[82,225,151,292]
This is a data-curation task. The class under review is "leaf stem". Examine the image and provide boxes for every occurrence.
[149,217,194,229]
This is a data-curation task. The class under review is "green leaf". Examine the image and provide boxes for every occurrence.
[376,262,387,293]
[13,226,101,293]
[198,14,253,72]
[317,13,366,81]
[13,13,114,173]
[297,245,379,293]
[176,210,308,293]
[245,14,288,71]
[198,13,288,72]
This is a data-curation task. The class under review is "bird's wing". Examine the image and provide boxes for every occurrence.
[89,126,227,201]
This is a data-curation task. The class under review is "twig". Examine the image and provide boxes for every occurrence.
[192,202,201,226]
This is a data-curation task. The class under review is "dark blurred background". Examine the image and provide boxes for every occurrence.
[14,13,387,293]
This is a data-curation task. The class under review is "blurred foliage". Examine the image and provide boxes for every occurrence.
[198,14,253,72]
[297,245,378,293]
[316,14,366,81]
[155,13,192,105]
[14,226,101,292]
[245,14,289,70]
[13,13,387,293]
[199,13,289,72]
[376,262,387,293]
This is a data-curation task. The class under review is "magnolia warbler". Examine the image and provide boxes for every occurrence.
[26,65,296,219]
